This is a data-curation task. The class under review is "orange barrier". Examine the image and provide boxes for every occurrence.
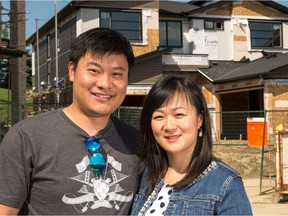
[247,117,268,147]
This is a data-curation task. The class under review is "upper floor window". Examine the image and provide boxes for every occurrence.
[204,20,224,30]
[160,20,182,47]
[47,35,51,58]
[100,10,142,42]
[249,21,281,48]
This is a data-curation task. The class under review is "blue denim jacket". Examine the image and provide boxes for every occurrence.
[131,160,252,215]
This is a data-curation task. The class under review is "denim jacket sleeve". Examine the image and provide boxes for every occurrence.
[131,161,253,216]
[216,175,252,215]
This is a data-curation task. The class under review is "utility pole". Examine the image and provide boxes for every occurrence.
[35,18,40,92]
[9,0,26,125]
[54,0,58,88]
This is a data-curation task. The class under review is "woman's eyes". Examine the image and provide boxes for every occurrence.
[153,115,164,120]
[152,113,185,120]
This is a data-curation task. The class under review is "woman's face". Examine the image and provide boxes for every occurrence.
[151,94,203,159]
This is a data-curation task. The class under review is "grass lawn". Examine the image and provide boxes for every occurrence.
[0,88,10,101]
[0,88,34,137]
[0,88,33,111]
[0,88,10,111]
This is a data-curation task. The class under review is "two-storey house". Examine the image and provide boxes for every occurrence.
[27,0,288,142]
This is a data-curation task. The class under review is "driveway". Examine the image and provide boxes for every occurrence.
[244,178,288,215]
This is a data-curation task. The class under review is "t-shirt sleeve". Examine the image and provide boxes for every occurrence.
[0,124,32,208]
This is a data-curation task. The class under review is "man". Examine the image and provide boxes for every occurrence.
[0,28,139,215]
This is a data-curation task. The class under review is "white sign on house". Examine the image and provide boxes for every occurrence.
[271,79,288,85]
[162,54,208,66]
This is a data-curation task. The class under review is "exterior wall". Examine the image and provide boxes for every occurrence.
[232,1,288,17]
[194,75,219,141]
[76,8,159,57]
[191,19,233,60]
[190,2,233,60]
[58,17,77,79]
[264,79,288,144]
[265,79,288,111]
[189,1,288,61]
[76,8,99,37]
[30,0,160,90]
[129,56,163,85]
[231,1,288,61]
[33,15,76,90]
[130,9,159,56]
[37,38,49,86]
[182,20,191,54]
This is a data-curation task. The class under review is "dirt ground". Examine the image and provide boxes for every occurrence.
[213,142,276,179]
[213,142,288,215]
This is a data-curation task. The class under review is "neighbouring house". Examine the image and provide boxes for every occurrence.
[26,0,288,142]
[158,0,288,141]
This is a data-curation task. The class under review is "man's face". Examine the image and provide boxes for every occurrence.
[68,52,129,118]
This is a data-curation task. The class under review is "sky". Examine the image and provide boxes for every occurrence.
[1,0,70,39]
[1,0,288,41]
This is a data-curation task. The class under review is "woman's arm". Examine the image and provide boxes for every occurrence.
[217,176,253,215]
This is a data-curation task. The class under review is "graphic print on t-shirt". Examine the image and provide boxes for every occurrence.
[62,153,133,213]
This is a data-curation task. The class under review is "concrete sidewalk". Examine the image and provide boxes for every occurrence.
[243,178,288,215]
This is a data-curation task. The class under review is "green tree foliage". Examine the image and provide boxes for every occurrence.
[26,53,32,88]
[1,23,9,39]
[0,55,32,89]
[0,58,9,88]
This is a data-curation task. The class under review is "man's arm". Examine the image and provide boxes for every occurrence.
[0,204,20,215]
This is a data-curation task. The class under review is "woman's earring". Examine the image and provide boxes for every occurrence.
[198,127,203,137]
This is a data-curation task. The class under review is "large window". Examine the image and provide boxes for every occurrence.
[249,22,282,48]
[100,11,142,41]
[160,20,182,47]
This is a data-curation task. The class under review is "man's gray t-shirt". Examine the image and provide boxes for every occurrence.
[0,109,139,215]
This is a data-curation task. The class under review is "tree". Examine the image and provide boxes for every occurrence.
[0,58,9,88]
[26,53,32,89]
[1,23,9,39]
[0,23,10,88]
[0,54,32,90]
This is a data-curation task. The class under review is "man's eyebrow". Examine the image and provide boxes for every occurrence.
[85,61,100,67]
[85,62,126,70]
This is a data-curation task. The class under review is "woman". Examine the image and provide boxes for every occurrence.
[131,74,252,215]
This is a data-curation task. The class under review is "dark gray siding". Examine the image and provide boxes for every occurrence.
[129,56,163,84]
[58,17,77,79]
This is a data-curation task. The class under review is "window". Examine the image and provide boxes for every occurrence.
[204,20,224,30]
[47,61,51,86]
[47,35,51,58]
[57,27,60,48]
[249,22,281,48]
[159,20,182,47]
[100,10,142,41]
